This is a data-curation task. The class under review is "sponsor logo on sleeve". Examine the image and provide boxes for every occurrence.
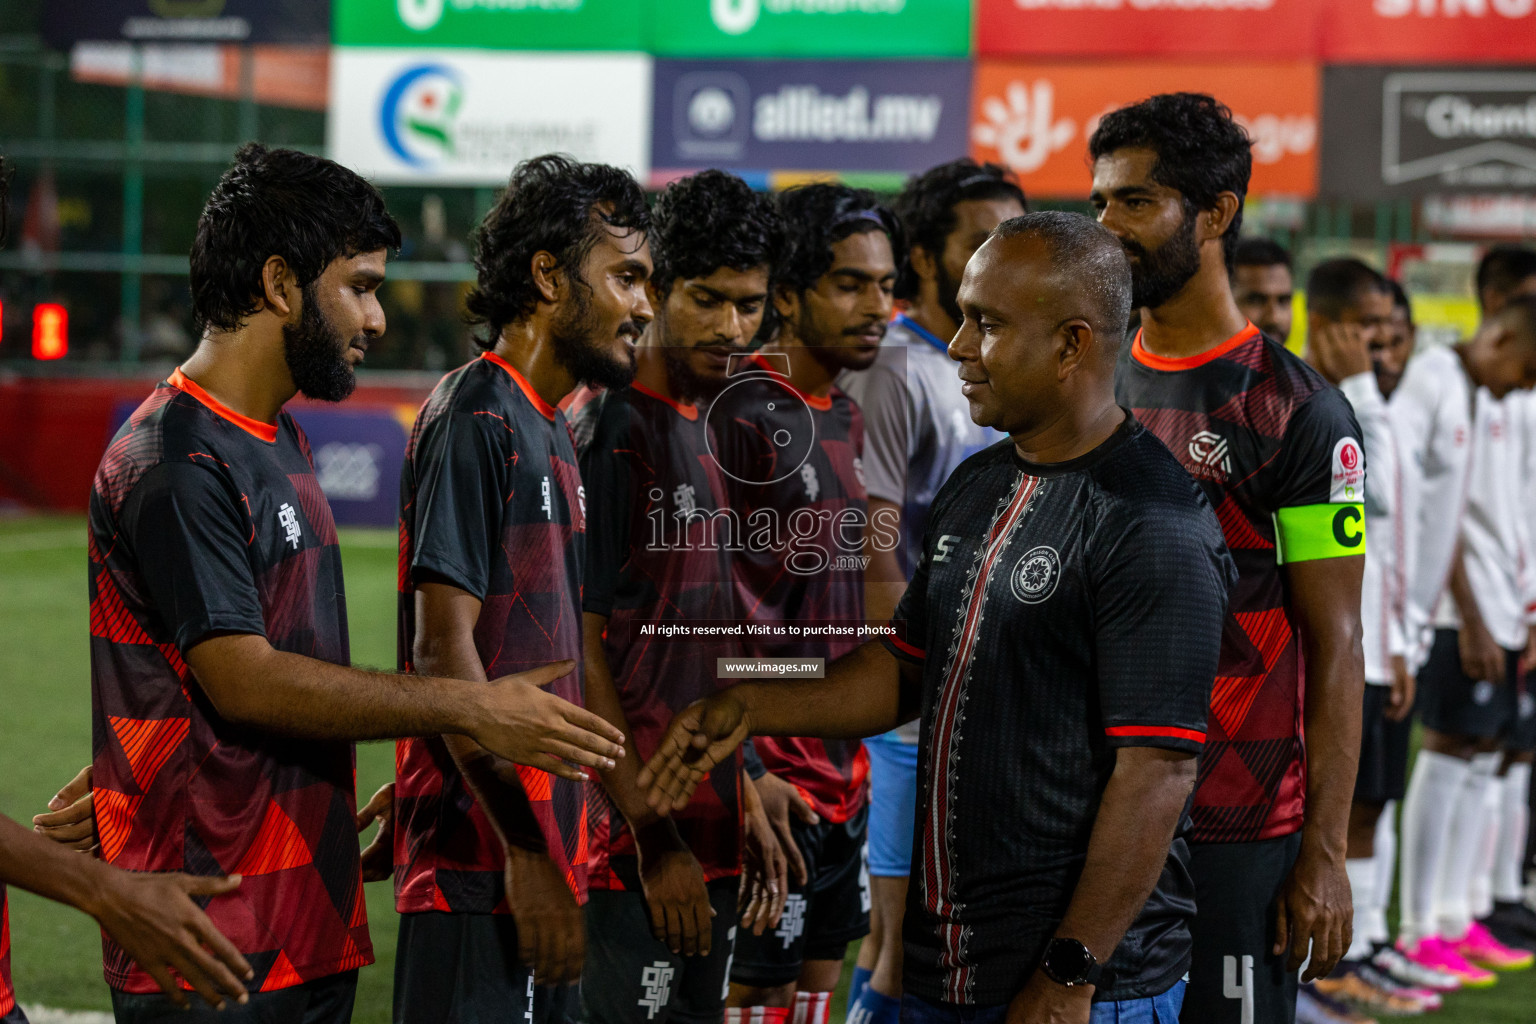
[1331,436,1364,502]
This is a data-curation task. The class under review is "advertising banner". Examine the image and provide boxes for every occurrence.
[969,61,1319,199]
[649,0,970,57]
[974,0,1320,60]
[1321,1,1536,64]
[333,0,644,51]
[1320,66,1536,198]
[328,48,652,185]
[71,43,329,111]
[651,59,971,175]
[42,0,329,47]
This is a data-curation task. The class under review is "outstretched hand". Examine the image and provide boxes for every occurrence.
[636,695,752,815]
[472,660,626,781]
[94,871,253,1010]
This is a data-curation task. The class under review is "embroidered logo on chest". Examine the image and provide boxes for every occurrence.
[1009,545,1061,605]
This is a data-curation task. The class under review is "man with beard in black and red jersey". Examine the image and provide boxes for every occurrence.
[703,183,903,1024]
[76,145,622,1024]
[572,169,792,1024]
[391,155,652,1024]
[1092,95,1367,1024]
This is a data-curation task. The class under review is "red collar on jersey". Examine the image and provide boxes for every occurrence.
[1131,322,1260,372]
[745,352,834,411]
[481,351,557,421]
[631,381,699,421]
[168,367,279,443]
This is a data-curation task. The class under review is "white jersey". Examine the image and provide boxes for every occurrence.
[1341,373,1407,685]
[1390,345,1475,666]
[1436,390,1533,650]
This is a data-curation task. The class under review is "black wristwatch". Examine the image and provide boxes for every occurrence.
[1040,937,1103,987]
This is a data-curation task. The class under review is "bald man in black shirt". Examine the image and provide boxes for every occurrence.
[638,212,1235,1024]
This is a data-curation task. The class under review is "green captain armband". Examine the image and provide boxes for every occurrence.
[1273,503,1365,563]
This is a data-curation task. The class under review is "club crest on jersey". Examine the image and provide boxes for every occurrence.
[1010,545,1061,605]
[1330,437,1364,503]
[1187,430,1231,481]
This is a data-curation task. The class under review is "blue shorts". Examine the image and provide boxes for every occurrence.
[899,980,1184,1023]
[865,731,920,877]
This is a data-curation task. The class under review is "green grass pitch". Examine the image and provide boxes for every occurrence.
[0,514,1530,1021]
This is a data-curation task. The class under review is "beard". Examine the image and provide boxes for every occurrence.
[550,276,638,392]
[663,345,731,403]
[1123,205,1203,310]
[935,258,964,329]
[283,284,358,403]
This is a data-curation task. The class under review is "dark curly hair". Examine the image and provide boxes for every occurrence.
[465,154,651,351]
[893,159,1025,300]
[1306,257,1389,321]
[189,143,400,335]
[1088,93,1252,270]
[1476,245,1536,311]
[775,184,905,295]
[650,170,786,299]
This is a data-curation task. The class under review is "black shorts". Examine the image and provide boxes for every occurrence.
[1417,629,1519,740]
[111,971,356,1024]
[0,1005,26,1024]
[1355,684,1412,805]
[1512,673,1536,752]
[581,878,740,1024]
[393,911,572,1024]
[730,805,870,989]
[1182,833,1303,1024]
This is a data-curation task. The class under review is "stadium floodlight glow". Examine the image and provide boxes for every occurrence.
[32,303,68,360]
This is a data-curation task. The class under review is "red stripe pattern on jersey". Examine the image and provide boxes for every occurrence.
[924,473,1039,1004]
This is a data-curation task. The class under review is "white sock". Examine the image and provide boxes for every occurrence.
[1471,761,1505,920]
[1372,801,1398,945]
[1436,752,1500,939]
[1347,857,1379,961]
[1496,762,1532,903]
[1399,750,1469,945]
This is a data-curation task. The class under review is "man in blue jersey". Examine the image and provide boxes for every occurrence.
[838,158,1024,1024]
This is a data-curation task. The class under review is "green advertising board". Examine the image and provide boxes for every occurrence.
[649,0,971,57]
[334,0,645,50]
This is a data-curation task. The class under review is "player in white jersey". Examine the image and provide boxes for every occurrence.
[1471,246,1536,953]
[1393,292,1536,986]
[1293,261,1434,1017]
[837,159,1024,1024]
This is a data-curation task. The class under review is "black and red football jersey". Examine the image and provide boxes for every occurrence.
[713,358,870,823]
[0,887,14,1018]
[395,352,589,913]
[88,370,371,994]
[575,383,744,890]
[1116,324,1364,844]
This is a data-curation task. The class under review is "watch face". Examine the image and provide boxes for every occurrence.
[1045,939,1095,984]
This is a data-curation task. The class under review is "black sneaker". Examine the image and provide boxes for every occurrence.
[1486,901,1536,946]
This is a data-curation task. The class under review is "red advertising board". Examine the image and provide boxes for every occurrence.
[970,61,1320,199]
[1322,0,1536,63]
[974,0,1321,59]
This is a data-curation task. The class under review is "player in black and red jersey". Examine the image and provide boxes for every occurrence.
[392,155,652,1023]
[702,184,902,1024]
[637,211,1235,1024]
[0,154,251,1024]
[1092,95,1367,1024]
[81,145,621,1023]
[572,169,791,1024]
